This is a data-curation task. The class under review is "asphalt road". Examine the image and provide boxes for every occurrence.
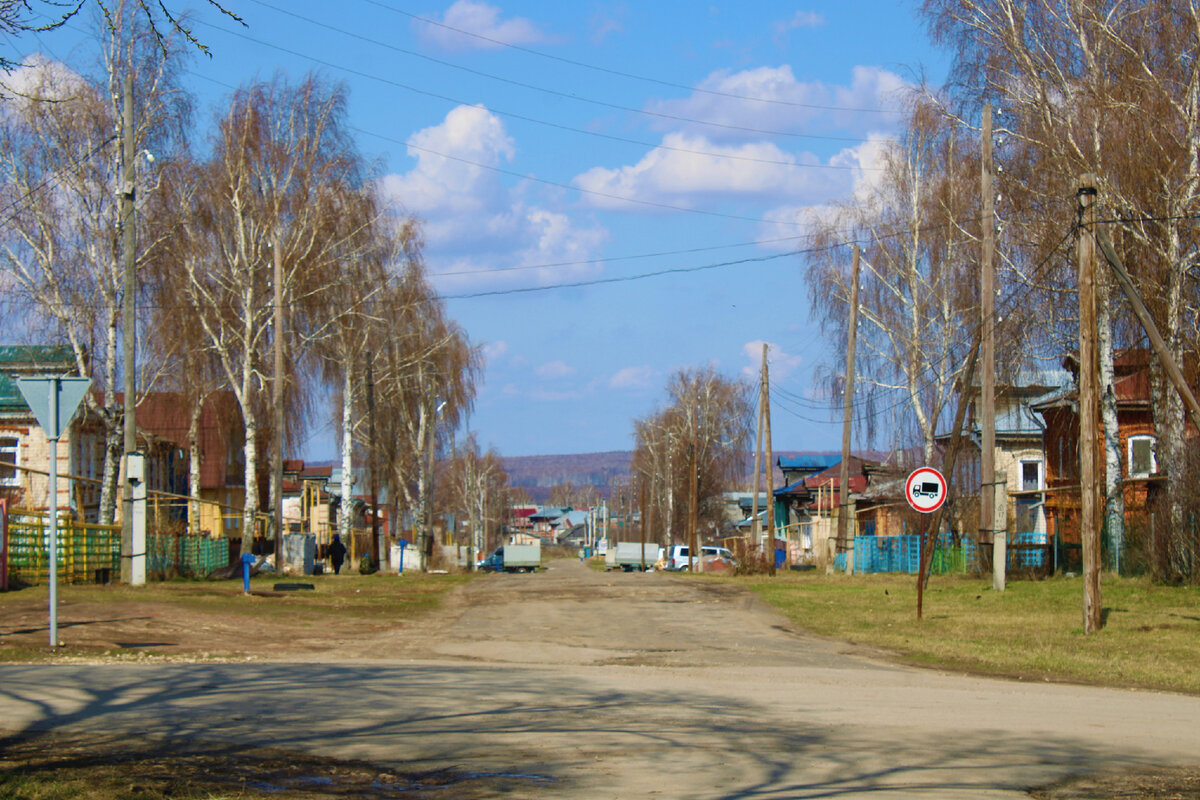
[2,559,1198,799]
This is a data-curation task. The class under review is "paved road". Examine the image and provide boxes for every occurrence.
[2,559,1198,798]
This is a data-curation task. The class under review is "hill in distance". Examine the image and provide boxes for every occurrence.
[502,451,843,504]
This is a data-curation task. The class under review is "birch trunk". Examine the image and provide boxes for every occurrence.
[189,399,203,533]
[1097,280,1124,571]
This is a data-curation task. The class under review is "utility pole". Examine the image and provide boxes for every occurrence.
[838,246,860,576]
[762,343,776,577]
[367,358,380,569]
[639,476,648,570]
[271,232,284,573]
[1078,174,1103,634]
[688,438,699,573]
[120,72,144,586]
[751,362,764,555]
[981,104,1004,592]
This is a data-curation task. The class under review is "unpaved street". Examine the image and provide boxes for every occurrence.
[2,559,1198,798]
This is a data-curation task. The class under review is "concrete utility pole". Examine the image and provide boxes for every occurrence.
[762,343,776,577]
[120,72,144,586]
[367,358,380,568]
[272,232,284,571]
[981,104,1003,592]
[838,245,860,576]
[1077,174,1103,634]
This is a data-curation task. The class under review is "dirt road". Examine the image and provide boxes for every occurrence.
[2,559,1199,798]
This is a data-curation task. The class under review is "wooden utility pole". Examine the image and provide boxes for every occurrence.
[980,104,1003,592]
[1078,174,1103,634]
[918,330,982,618]
[120,72,140,586]
[762,344,776,576]
[838,246,860,576]
[271,232,284,572]
[639,476,648,570]
[688,439,699,572]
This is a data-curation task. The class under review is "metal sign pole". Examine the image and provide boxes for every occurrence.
[48,379,59,649]
[16,376,92,650]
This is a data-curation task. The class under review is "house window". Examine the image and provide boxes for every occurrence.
[1128,435,1156,478]
[1020,460,1043,492]
[0,437,17,485]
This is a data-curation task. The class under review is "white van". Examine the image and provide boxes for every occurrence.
[664,544,736,571]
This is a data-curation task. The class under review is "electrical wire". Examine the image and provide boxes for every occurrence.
[192,17,876,174]
[367,0,905,115]
[245,0,877,145]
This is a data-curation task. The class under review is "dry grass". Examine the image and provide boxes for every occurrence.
[737,571,1200,695]
[0,729,505,799]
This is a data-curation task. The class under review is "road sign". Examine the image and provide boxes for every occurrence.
[16,377,92,439]
[14,376,91,648]
[905,467,947,513]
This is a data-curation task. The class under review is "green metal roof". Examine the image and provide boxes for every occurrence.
[0,345,78,412]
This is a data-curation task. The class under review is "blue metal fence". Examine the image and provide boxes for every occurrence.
[833,533,978,575]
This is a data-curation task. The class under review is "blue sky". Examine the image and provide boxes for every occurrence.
[30,1,949,459]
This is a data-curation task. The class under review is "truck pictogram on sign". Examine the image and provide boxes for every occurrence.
[905,467,947,513]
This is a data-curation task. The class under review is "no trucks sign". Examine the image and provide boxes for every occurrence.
[905,467,947,514]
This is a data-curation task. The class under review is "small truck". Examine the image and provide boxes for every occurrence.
[608,541,659,571]
[481,542,541,573]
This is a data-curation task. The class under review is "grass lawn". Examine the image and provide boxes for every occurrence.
[736,570,1200,695]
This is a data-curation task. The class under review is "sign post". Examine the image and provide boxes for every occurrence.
[16,376,92,649]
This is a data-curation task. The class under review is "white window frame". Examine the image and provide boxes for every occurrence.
[0,435,18,486]
[1019,459,1043,492]
[1128,435,1157,478]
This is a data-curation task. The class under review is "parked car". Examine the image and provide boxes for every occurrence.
[664,544,737,571]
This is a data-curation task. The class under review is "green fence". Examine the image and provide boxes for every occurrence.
[5,510,230,586]
[147,532,230,578]
[5,512,121,586]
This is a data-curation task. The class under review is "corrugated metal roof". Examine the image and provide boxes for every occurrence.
[778,454,841,470]
[0,346,77,412]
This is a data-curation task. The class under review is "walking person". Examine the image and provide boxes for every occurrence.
[329,533,347,575]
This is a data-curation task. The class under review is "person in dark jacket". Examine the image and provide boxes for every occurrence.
[329,534,347,575]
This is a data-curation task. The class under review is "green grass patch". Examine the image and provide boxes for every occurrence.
[738,571,1200,695]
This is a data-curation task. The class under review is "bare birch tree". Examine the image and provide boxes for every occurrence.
[923,0,1200,579]
[166,74,373,553]
[806,97,978,464]
[0,8,186,523]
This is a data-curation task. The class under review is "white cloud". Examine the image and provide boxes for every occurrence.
[589,6,625,44]
[772,10,824,35]
[1,54,87,105]
[756,134,895,245]
[483,341,509,361]
[377,104,608,286]
[573,131,850,211]
[416,1,550,51]
[742,341,803,379]
[610,366,654,389]
[645,64,907,142]
[537,360,575,378]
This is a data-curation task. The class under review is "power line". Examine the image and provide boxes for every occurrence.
[368,0,905,115]
[193,17,876,174]
[245,0,876,145]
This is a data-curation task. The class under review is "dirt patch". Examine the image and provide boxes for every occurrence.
[0,728,548,799]
[1031,767,1200,799]
[0,574,466,663]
